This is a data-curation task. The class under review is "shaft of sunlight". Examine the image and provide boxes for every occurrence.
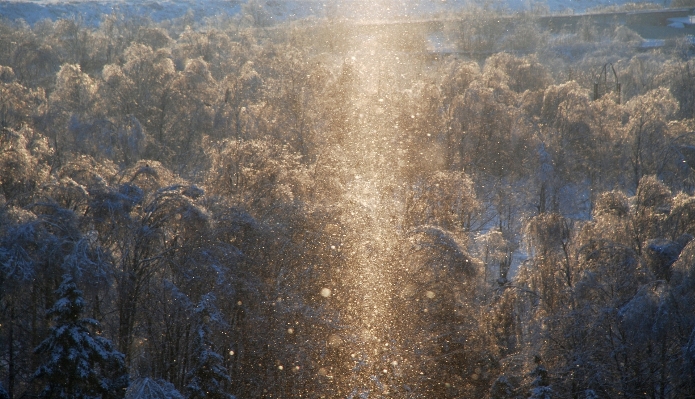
[333,0,419,396]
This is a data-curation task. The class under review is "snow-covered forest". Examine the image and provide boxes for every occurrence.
[2,1,695,398]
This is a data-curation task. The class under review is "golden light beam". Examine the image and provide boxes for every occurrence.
[329,0,420,395]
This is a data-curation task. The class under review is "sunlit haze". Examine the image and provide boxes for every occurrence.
[2,0,694,397]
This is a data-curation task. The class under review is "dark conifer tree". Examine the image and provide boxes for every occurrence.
[33,274,129,399]
[185,295,234,399]
[529,356,552,399]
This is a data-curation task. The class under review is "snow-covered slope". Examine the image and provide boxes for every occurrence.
[0,0,242,26]
[0,0,665,26]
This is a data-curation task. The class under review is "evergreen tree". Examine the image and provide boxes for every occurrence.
[490,375,515,399]
[185,294,234,399]
[33,274,129,399]
[529,356,552,399]
[125,378,183,399]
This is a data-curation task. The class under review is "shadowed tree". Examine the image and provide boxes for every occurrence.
[185,294,235,399]
[125,378,183,399]
[33,274,128,399]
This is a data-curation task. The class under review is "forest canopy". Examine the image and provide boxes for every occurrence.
[2,4,695,399]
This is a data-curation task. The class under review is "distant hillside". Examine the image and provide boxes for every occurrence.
[0,0,670,26]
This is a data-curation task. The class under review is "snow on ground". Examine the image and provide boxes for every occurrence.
[0,0,668,26]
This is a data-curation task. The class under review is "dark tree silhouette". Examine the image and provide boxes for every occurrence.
[34,274,128,399]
